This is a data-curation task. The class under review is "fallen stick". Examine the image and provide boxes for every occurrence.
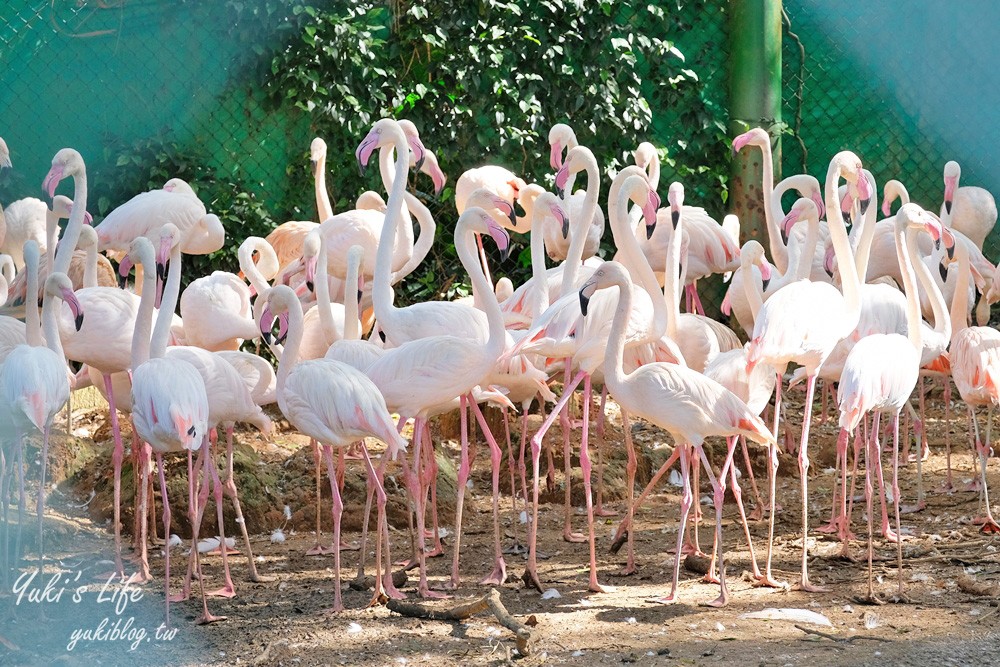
[957,574,1000,597]
[794,625,892,643]
[387,588,532,656]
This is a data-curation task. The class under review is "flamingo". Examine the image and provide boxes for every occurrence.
[94,178,224,256]
[746,150,869,592]
[262,284,407,611]
[0,243,79,568]
[579,260,775,605]
[127,234,213,626]
[941,160,997,250]
[837,203,949,601]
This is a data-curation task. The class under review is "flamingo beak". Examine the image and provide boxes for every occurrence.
[304,255,318,294]
[63,288,84,331]
[554,165,569,200]
[355,130,379,175]
[42,164,64,199]
[488,223,512,263]
[551,204,569,240]
[812,191,826,220]
[550,141,563,170]
[408,136,427,172]
[276,313,289,345]
[494,199,516,228]
[579,283,594,316]
[759,260,772,292]
[259,305,276,343]
[428,159,447,197]
[118,254,134,290]
[781,210,799,244]
[944,176,957,214]
[943,227,956,260]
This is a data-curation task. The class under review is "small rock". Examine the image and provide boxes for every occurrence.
[541,588,561,600]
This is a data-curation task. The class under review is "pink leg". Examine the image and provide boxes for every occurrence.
[359,445,391,606]
[517,409,530,509]
[863,420,878,600]
[870,417,900,544]
[306,438,333,556]
[135,441,152,582]
[681,455,705,557]
[177,446,209,602]
[698,446,729,607]
[205,445,236,599]
[221,426,267,582]
[651,444,692,604]
[796,375,827,592]
[944,378,954,491]
[409,416,447,598]
[971,407,1000,533]
[891,413,906,599]
[523,408,547,592]
[817,428,846,534]
[470,400,507,586]
[502,406,521,550]
[36,426,51,569]
[560,363,586,543]
[762,373,784,586]
[619,409,638,575]
[725,438,769,584]
[156,454,174,627]
[448,396,473,590]
[192,446,225,624]
[739,436,766,521]
[578,374,607,592]
[594,385,614,517]
[611,446,681,553]
[322,445,345,612]
[422,421,443,557]
[104,373,126,578]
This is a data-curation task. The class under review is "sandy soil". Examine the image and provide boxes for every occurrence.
[3,383,1000,666]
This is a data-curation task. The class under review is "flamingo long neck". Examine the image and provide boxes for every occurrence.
[315,152,333,222]
[130,253,158,368]
[83,243,97,288]
[886,180,910,209]
[53,170,86,276]
[372,129,410,333]
[41,286,66,360]
[663,214,683,340]
[741,258,764,321]
[456,222,504,363]
[893,221,924,351]
[910,234,950,342]
[389,191,434,286]
[755,138,788,275]
[560,150,599,295]
[150,243,182,359]
[610,184,666,341]
[823,159,861,320]
[604,269,635,394]
[530,206,552,319]
[789,210,821,283]
[315,233,336,347]
[24,247,41,347]
[239,239,276,295]
[950,247,972,341]
[275,295,304,419]
[44,210,59,271]
[345,251,361,341]
[379,142,415,248]
[852,173,879,280]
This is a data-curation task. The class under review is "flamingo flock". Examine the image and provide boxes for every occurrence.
[1,115,999,630]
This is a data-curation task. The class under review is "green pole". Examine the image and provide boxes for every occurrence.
[728,0,782,243]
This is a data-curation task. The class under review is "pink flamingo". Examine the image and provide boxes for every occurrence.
[837,203,949,600]
[262,284,407,611]
[746,150,869,592]
[127,234,213,626]
[579,260,775,606]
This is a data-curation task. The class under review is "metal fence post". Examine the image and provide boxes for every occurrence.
[728,0,782,243]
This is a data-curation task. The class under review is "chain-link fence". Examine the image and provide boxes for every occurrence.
[0,1,994,317]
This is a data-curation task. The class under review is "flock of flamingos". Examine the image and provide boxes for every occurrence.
[0,116,997,628]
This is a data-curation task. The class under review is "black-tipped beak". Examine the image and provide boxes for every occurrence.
[939,261,949,282]
[934,237,942,251]
[156,262,167,283]
[841,210,851,225]
[508,208,517,228]
[945,200,953,215]
[378,329,387,343]
[357,160,366,177]
[75,313,85,331]
[561,216,570,240]
[514,200,526,220]
[262,330,273,345]
[555,186,565,200]
[357,289,364,304]
[276,330,288,345]
[761,277,770,292]
[859,196,871,215]
[118,273,128,290]
[306,280,315,293]
[579,291,590,316]
[415,155,425,171]
[646,222,656,240]
[500,245,512,263]
[826,265,835,279]
[670,210,680,229]
[780,228,789,245]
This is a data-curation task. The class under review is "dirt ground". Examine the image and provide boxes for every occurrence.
[3,382,1000,666]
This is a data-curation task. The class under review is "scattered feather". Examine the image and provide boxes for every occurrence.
[668,469,683,487]
[739,608,832,627]
[347,622,363,634]
[541,588,561,600]
[168,534,182,548]
[271,528,286,543]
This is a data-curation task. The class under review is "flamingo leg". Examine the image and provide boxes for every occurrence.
[620,408,638,575]
[577,374,607,592]
[448,395,474,590]
[726,438,767,582]
[683,455,704,556]
[359,445,391,607]
[306,438,332,556]
[973,407,1000,533]
[740,435,766,522]
[193,448,225,625]
[871,419,899,543]
[817,428,847,535]
[178,445,209,602]
[221,426,266,582]
[205,445,236,599]
[321,444,345,612]
[559,363,586,543]
[651,443,692,604]
[891,413,906,599]
[35,425,51,569]
[135,441,152,582]
[698,445,729,607]
[517,407,530,509]
[762,373,784,586]
[156,453,174,627]
[594,385,614,517]
[414,414,447,598]
[863,421,877,602]
[470,400,507,586]
[796,374,827,592]
[944,378,954,491]
[502,405,521,552]
[104,373,126,578]
[422,421,443,557]
[611,445,681,555]
[14,433,25,571]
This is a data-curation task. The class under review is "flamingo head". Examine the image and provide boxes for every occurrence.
[550,139,564,170]
[579,261,628,316]
[943,161,960,214]
[486,218,512,263]
[63,285,84,331]
[302,232,321,294]
[399,119,427,171]
[840,188,854,226]
[758,257,773,292]
[856,170,874,215]
[420,150,447,196]
[491,196,516,228]
[259,297,289,346]
[811,188,826,221]
[548,123,576,169]
[666,182,683,232]
[731,128,769,155]
[42,164,64,199]
[545,196,570,240]
[824,243,836,278]
[356,118,401,175]
[42,148,84,200]
[309,137,327,173]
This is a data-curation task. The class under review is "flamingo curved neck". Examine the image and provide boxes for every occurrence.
[24,250,41,347]
[84,243,98,288]
[315,153,333,222]
[389,191,434,286]
[610,183,666,341]
[275,295,304,418]
[372,127,411,334]
[456,220,504,361]
[741,258,765,320]
[755,139,788,275]
[42,288,65,360]
[910,236,950,341]
[560,152,599,295]
[239,239,275,296]
[53,171,87,276]
[529,206,552,319]
[852,174,879,280]
[604,268,634,393]
[894,221,924,352]
[150,243,182,359]
[45,210,59,271]
[344,252,361,341]
[315,233,336,347]
[949,248,972,340]
[131,254,158,367]
[823,158,861,319]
